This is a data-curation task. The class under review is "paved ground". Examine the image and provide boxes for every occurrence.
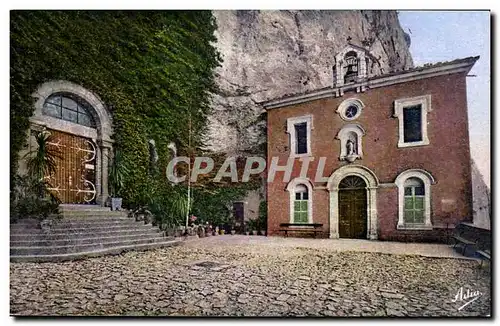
[183,235,473,259]
[10,236,491,317]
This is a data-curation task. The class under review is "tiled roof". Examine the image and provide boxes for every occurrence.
[368,56,480,80]
[261,56,479,107]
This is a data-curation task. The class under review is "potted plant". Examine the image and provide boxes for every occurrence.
[243,221,250,235]
[109,149,129,211]
[19,131,62,225]
[231,227,236,235]
[258,201,267,236]
[248,219,258,235]
[206,223,212,237]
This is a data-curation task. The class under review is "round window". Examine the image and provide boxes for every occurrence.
[345,105,358,119]
[337,98,364,121]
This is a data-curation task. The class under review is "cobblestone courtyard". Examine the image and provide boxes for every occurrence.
[10,236,491,317]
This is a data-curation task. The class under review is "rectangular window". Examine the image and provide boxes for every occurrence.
[403,105,423,143]
[295,122,307,154]
[287,115,312,157]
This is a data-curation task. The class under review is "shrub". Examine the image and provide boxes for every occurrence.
[10,175,61,222]
[257,200,267,230]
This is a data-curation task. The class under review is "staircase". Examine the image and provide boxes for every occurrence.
[10,205,181,263]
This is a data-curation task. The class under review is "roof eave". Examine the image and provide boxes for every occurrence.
[262,56,479,111]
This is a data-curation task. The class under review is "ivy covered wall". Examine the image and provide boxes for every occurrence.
[12,10,221,183]
[10,10,253,225]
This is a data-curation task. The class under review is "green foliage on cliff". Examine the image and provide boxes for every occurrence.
[10,11,222,208]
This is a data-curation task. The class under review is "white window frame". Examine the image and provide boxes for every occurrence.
[286,115,313,157]
[286,178,314,224]
[393,95,432,148]
[336,98,364,121]
[336,124,365,161]
[395,169,435,230]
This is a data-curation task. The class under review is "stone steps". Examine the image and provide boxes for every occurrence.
[58,211,129,218]
[11,224,155,234]
[10,228,162,240]
[10,236,174,256]
[10,231,163,245]
[10,240,180,263]
[58,204,112,211]
[10,205,181,262]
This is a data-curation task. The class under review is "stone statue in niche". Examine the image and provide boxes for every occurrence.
[345,137,358,163]
[346,139,356,156]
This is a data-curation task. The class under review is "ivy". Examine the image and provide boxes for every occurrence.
[11,10,259,224]
[11,11,220,202]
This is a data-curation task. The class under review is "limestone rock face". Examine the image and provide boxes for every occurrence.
[206,10,413,154]
[471,159,490,230]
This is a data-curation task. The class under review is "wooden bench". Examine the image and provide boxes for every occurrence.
[476,249,491,267]
[451,223,478,255]
[279,223,323,238]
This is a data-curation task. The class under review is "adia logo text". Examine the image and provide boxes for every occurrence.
[452,287,482,311]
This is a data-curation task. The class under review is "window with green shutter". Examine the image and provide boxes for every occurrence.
[294,184,309,223]
[403,177,425,224]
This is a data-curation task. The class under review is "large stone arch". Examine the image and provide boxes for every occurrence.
[327,165,379,239]
[29,80,113,205]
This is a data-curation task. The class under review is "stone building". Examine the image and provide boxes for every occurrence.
[262,44,479,242]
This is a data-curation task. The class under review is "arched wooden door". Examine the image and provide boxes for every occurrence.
[338,176,367,238]
[44,129,97,204]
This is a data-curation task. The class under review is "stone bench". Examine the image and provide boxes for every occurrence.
[476,249,491,267]
[451,223,478,255]
[279,223,323,238]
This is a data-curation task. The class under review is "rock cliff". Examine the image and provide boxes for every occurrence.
[206,10,413,154]
[471,159,490,229]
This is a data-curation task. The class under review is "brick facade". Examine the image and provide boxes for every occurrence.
[265,60,476,242]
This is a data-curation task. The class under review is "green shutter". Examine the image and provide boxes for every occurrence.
[404,210,414,224]
[293,211,300,222]
[293,200,308,223]
[414,197,424,209]
[404,193,425,224]
[300,200,308,211]
[413,209,424,224]
[404,197,414,209]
